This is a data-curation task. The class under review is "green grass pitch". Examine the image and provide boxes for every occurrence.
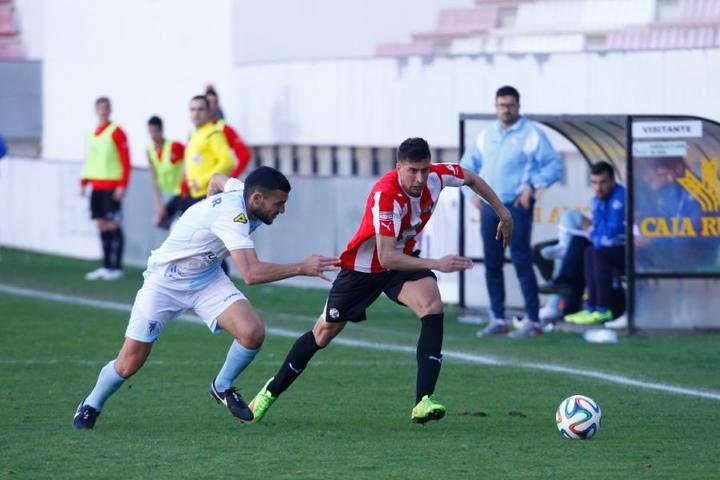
[1,248,719,479]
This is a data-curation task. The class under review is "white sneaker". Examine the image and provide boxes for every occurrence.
[103,269,124,281]
[604,314,627,329]
[85,267,110,281]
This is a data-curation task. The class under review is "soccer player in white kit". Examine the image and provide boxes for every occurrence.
[73,166,339,429]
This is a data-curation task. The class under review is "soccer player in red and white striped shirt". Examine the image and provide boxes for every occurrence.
[249,137,513,424]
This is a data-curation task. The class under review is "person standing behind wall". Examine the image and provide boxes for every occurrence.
[81,97,131,281]
[146,116,185,229]
[206,85,252,178]
[461,86,564,338]
[182,95,233,210]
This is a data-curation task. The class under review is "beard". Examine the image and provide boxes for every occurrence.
[251,208,275,225]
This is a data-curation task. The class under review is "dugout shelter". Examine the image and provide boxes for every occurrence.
[457,114,720,332]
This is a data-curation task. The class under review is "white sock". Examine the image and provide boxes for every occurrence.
[214,341,260,392]
[84,360,125,411]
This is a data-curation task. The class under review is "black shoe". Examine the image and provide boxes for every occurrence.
[73,401,100,429]
[210,380,254,422]
[538,281,573,295]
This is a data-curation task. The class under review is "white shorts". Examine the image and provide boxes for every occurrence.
[125,270,247,343]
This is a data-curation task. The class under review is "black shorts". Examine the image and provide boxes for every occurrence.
[157,195,184,230]
[324,268,437,323]
[90,190,121,221]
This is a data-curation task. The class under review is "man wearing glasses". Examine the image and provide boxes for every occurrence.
[461,86,564,338]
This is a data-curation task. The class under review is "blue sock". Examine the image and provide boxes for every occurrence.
[597,307,609,314]
[214,341,260,392]
[85,360,125,411]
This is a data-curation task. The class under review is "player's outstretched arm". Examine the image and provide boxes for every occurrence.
[375,235,472,273]
[207,173,230,197]
[462,168,514,248]
[230,248,339,285]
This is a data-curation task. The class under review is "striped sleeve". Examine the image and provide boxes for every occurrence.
[434,163,465,187]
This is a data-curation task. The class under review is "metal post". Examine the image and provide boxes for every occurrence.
[458,116,467,309]
[625,115,636,334]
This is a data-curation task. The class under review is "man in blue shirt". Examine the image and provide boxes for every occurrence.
[565,161,626,325]
[461,86,563,338]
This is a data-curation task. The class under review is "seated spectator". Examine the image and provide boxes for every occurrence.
[564,161,626,325]
[535,210,591,320]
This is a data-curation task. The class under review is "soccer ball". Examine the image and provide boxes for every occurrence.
[555,394,601,439]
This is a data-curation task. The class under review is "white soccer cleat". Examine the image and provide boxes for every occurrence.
[84,267,109,281]
[103,269,124,281]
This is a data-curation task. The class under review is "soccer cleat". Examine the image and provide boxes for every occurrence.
[411,395,446,424]
[564,309,593,324]
[209,380,254,422]
[103,269,124,281]
[73,401,100,429]
[577,310,614,325]
[248,378,277,423]
[85,267,110,281]
[509,321,544,339]
[477,319,509,337]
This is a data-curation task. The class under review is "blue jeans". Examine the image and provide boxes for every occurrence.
[481,202,539,323]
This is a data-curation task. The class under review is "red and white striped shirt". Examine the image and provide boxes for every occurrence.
[340,163,465,273]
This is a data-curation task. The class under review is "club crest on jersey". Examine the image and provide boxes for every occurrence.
[233,213,248,224]
[147,321,159,336]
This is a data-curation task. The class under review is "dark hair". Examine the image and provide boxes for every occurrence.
[590,161,615,178]
[396,137,431,163]
[190,95,209,108]
[205,85,218,97]
[495,85,520,102]
[95,96,111,107]
[244,166,291,200]
[147,115,163,129]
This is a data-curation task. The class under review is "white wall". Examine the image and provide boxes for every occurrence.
[228,49,720,148]
[42,0,235,166]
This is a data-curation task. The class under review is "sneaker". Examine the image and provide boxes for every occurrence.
[477,319,509,337]
[103,269,124,281]
[509,322,543,338]
[248,378,277,423]
[72,401,100,429]
[564,309,593,324]
[411,395,446,424]
[209,380,253,422]
[539,303,562,322]
[577,309,614,325]
[85,267,109,281]
[604,313,627,329]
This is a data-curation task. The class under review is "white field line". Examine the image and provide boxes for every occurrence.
[2,283,720,402]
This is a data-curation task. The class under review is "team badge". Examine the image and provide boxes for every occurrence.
[233,213,248,224]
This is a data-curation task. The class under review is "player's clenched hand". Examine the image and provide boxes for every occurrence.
[496,212,513,248]
[301,254,341,281]
[434,255,473,273]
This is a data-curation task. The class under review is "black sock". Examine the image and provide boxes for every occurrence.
[416,313,444,403]
[100,231,112,269]
[268,331,321,397]
[109,228,124,270]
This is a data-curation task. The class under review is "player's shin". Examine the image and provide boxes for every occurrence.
[267,330,321,396]
[416,313,444,403]
[214,340,260,391]
[84,360,126,411]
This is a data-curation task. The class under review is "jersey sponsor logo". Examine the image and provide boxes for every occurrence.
[212,197,222,207]
[378,212,394,220]
[233,213,248,224]
[193,153,202,164]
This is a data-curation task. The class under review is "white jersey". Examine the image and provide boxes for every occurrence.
[144,178,261,290]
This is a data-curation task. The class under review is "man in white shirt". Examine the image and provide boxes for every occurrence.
[73,166,338,429]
